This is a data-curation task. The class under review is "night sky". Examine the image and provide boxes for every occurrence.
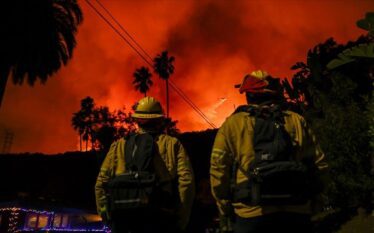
[0,0,373,153]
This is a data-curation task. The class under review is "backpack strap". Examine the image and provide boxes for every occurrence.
[230,104,293,200]
[125,133,155,172]
[232,105,257,115]
[252,105,293,164]
[234,104,287,119]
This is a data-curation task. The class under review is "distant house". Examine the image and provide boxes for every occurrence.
[0,202,108,232]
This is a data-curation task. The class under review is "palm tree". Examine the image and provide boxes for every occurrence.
[81,97,95,151]
[71,96,95,151]
[92,106,118,151]
[71,112,85,151]
[133,66,153,97]
[162,117,180,136]
[153,51,175,117]
[0,0,83,108]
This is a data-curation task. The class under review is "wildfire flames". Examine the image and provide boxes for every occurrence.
[0,0,373,153]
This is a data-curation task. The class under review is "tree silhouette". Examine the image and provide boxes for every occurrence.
[81,97,95,151]
[91,106,116,150]
[133,66,153,97]
[0,0,83,108]
[72,98,137,152]
[71,112,85,151]
[116,109,137,137]
[282,33,374,231]
[153,51,175,118]
[327,12,374,70]
[162,117,180,136]
[71,97,95,151]
[357,12,374,34]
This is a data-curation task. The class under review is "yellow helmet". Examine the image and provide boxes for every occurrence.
[132,96,164,119]
[250,70,269,79]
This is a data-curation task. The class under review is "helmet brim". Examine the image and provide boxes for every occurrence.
[132,113,164,119]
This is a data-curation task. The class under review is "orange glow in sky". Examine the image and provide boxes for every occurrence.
[1,0,373,153]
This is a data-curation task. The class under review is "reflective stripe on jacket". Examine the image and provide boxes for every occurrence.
[210,110,328,218]
[95,133,195,230]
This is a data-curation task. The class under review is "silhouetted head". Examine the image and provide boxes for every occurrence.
[132,96,165,133]
[235,70,283,105]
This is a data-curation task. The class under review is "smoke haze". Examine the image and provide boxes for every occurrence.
[1,0,373,153]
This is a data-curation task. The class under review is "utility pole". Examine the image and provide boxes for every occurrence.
[1,129,14,154]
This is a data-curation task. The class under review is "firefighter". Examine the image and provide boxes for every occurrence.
[210,70,328,233]
[95,96,195,233]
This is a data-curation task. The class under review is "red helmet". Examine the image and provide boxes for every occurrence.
[235,70,279,94]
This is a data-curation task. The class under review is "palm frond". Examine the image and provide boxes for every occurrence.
[1,0,83,86]
[327,43,374,70]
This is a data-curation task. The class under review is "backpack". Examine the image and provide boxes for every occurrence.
[107,133,158,212]
[233,105,314,206]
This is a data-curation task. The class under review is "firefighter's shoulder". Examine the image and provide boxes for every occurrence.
[157,133,183,147]
[220,110,253,130]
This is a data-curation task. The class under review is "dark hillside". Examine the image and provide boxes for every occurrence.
[178,129,217,181]
[0,151,100,210]
[0,129,218,212]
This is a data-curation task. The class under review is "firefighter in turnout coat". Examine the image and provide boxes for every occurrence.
[210,70,328,233]
[95,96,195,233]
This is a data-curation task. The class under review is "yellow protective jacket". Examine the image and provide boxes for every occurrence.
[95,132,195,230]
[210,108,328,218]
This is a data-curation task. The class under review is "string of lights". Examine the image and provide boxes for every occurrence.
[19,228,108,232]
[8,208,19,232]
[0,207,54,215]
[85,0,217,129]
[0,207,109,233]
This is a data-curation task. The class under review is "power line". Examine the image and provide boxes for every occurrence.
[84,0,152,67]
[92,0,214,126]
[85,0,217,128]
[92,0,217,128]
[93,0,154,62]
[169,81,217,128]
[170,85,216,128]
[87,0,216,128]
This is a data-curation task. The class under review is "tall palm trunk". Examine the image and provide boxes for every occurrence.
[0,66,10,108]
[166,79,169,118]
[79,134,82,152]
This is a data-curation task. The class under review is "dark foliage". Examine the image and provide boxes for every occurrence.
[163,117,180,136]
[71,97,136,152]
[313,208,358,233]
[153,51,175,81]
[153,51,175,117]
[0,0,83,107]
[72,96,95,151]
[178,129,218,232]
[356,12,374,34]
[178,129,217,181]
[133,66,153,97]
[72,97,185,153]
[283,33,374,231]
[0,152,99,210]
